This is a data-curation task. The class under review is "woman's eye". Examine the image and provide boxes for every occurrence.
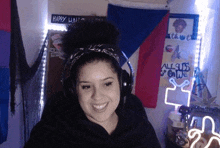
[105,82,112,87]
[82,85,90,90]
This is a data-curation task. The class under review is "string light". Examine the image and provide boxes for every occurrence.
[39,44,48,117]
[194,0,211,70]
[38,21,67,117]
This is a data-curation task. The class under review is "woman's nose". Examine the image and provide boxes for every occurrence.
[92,87,103,101]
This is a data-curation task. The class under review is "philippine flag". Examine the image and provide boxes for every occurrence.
[107,2,169,108]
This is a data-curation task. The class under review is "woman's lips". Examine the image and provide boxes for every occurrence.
[92,103,108,112]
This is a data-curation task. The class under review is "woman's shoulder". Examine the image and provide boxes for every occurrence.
[117,94,149,129]
[116,94,161,148]
[45,91,70,106]
[41,91,79,120]
[115,108,161,148]
[24,92,82,147]
[123,94,147,118]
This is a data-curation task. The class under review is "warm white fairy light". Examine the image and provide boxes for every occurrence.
[188,116,220,148]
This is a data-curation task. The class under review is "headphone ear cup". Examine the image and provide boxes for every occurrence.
[120,69,132,98]
[63,77,76,98]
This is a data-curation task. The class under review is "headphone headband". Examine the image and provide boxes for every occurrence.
[67,44,120,70]
[121,51,134,91]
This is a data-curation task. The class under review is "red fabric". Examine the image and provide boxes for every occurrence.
[0,0,11,32]
[135,13,169,108]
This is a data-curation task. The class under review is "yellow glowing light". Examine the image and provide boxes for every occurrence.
[188,116,220,148]
[164,78,191,109]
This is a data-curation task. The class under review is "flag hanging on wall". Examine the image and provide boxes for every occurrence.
[0,0,11,144]
[107,3,169,108]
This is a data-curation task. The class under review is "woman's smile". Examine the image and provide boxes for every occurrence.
[92,102,109,112]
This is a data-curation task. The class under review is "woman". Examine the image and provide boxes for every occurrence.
[24,20,161,148]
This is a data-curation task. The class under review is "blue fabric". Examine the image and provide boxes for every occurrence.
[107,4,168,58]
[0,30,10,144]
[0,68,10,144]
[0,31,10,68]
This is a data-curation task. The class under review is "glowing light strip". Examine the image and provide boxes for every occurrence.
[194,37,200,68]
[39,23,66,117]
[39,23,67,117]
[164,78,191,109]
[194,15,202,68]
[194,10,202,68]
[194,0,211,70]
[188,116,220,148]
[39,38,48,117]
[48,24,67,31]
[39,24,48,117]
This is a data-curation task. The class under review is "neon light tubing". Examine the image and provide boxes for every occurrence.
[188,116,220,148]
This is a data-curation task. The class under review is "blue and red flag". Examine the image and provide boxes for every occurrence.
[107,3,169,108]
[0,0,10,144]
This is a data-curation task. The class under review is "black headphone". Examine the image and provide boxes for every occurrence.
[62,50,134,101]
[119,51,134,100]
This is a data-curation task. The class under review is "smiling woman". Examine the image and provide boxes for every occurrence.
[77,61,120,134]
[24,19,161,148]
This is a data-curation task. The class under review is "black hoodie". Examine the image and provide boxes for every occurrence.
[24,92,161,148]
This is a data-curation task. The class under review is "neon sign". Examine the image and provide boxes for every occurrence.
[164,78,191,110]
[188,116,220,148]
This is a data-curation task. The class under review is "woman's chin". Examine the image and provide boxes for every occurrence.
[86,111,116,124]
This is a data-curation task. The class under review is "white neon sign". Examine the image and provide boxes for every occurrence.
[164,78,191,109]
[188,116,220,148]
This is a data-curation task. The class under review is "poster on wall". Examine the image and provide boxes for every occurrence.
[46,30,65,99]
[159,13,199,106]
[46,15,106,99]
[160,40,197,86]
[166,13,199,41]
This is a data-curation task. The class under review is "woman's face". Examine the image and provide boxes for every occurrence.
[76,61,120,124]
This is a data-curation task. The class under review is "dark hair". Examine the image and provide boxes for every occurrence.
[62,19,120,55]
[62,19,122,92]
